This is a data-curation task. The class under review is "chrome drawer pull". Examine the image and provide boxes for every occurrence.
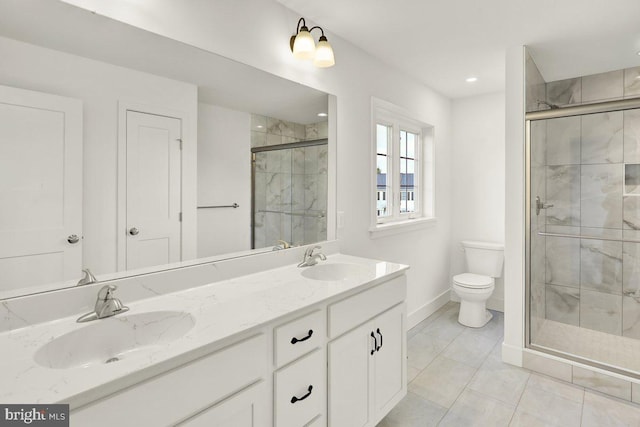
[291,385,313,404]
[291,329,313,344]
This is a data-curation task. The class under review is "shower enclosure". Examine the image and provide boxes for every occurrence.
[251,139,328,249]
[526,98,640,377]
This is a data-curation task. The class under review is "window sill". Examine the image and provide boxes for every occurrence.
[369,217,437,239]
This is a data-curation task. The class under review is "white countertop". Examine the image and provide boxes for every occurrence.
[0,254,407,408]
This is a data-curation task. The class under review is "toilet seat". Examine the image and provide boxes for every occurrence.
[453,273,494,289]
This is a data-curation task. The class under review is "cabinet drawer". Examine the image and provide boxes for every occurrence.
[328,275,406,338]
[178,380,267,427]
[274,309,325,368]
[275,349,324,427]
[72,334,267,427]
[305,415,325,427]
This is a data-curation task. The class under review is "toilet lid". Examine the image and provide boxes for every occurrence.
[453,273,494,288]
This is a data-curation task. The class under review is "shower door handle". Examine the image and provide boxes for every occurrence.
[535,196,554,216]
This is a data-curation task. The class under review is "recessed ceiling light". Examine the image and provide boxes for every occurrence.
[256,125,264,129]
[317,112,328,117]
[466,77,478,83]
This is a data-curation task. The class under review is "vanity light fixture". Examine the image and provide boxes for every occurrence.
[290,17,335,68]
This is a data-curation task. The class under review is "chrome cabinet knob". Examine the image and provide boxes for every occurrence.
[67,234,80,244]
[129,227,139,236]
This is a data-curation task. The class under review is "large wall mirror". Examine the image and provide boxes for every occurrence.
[0,0,336,300]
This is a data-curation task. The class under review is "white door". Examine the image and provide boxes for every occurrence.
[0,85,82,293]
[126,111,182,270]
[328,321,373,427]
[373,304,406,421]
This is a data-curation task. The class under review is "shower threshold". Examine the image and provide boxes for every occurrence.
[532,319,640,379]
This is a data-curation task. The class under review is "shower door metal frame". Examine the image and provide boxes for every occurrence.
[525,97,640,379]
[250,138,328,249]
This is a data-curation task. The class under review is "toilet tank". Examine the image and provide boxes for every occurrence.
[462,240,504,277]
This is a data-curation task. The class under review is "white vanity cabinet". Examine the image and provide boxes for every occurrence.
[273,309,327,427]
[71,334,268,427]
[178,380,267,427]
[67,269,408,427]
[327,276,407,427]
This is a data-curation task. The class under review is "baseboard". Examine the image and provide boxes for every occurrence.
[502,342,523,367]
[407,289,450,329]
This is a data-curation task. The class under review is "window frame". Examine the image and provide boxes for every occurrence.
[370,98,435,237]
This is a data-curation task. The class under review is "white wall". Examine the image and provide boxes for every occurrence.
[503,46,526,366]
[63,0,454,325]
[450,92,506,311]
[0,35,198,276]
[197,103,251,256]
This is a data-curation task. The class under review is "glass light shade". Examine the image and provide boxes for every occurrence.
[292,28,316,60]
[313,38,335,68]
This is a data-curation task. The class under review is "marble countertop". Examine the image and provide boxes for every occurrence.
[0,253,408,408]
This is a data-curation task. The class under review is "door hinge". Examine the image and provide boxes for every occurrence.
[177,138,183,150]
[179,212,182,222]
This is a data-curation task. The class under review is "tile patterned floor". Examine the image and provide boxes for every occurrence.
[378,302,640,427]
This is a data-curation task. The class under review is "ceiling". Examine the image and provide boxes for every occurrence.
[278,0,640,99]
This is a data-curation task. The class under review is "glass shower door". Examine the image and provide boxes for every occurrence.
[251,140,328,249]
[527,105,640,376]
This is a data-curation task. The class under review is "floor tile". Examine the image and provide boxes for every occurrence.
[407,365,421,383]
[467,351,531,406]
[509,409,564,427]
[395,302,640,426]
[420,308,467,343]
[581,391,640,427]
[516,381,583,427]
[407,331,449,371]
[377,392,447,427]
[408,355,477,408]
[438,388,516,427]
[527,373,585,403]
[441,331,497,368]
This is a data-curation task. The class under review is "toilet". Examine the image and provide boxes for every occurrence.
[452,240,504,328]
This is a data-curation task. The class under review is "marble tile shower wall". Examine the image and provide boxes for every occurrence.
[251,114,328,248]
[526,51,547,338]
[539,80,640,338]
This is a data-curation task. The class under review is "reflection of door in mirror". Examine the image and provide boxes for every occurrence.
[0,85,82,292]
[125,111,182,270]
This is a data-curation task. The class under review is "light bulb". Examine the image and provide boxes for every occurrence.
[313,36,335,68]
[292,27,315,60]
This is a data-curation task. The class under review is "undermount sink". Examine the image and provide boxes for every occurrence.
[301,263,368,281]
[34,311,195,369]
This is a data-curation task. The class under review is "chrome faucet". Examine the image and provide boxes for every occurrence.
[272,240,292,251]
[297,245,327,267]
[77,268,97,286]
[77,284,130,323]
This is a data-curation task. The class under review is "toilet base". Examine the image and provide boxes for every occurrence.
[457,300,493,328]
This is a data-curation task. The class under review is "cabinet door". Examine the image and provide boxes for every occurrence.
[328,321,374,427]
[179,381,267,427]
[373,303,406,422]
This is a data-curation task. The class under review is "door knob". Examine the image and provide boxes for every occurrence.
[67,234,80,244]
[129,227,139,236]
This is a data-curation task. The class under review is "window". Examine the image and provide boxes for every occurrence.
[371,98,434,235]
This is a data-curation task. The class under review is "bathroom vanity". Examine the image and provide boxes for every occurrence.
[0,252,408,427]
